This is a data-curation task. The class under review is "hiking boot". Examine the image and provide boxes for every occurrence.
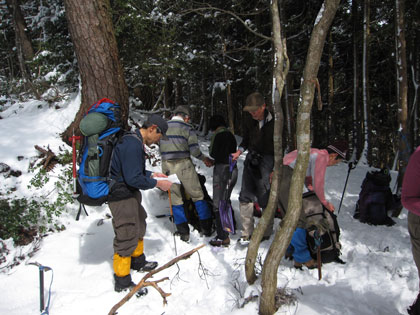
[294,259,318,270]
[200,218,215,237]
[209,237,230,247]
[180,233,190,242]
[114,274,136,292]
[237,236,251,245]
[131,254,158,272]
[285,252,293,261]
[176,222,190,242]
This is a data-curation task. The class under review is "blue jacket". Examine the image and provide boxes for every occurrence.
[110,130,157,191]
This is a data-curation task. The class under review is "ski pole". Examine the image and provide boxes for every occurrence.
[338,162,356,214]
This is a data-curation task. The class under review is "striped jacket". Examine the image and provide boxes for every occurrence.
[160,116,205,161]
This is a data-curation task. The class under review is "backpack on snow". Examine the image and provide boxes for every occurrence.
[302,192,343,264]
[76,98,123,207]
[353,169,399,226]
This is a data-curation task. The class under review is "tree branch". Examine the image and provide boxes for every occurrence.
[108,244,206,315]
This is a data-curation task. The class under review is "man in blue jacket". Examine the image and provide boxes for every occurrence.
[108,114,172,292]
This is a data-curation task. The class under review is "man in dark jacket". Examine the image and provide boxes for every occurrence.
[108,114,173,292]
[232,92,274,244]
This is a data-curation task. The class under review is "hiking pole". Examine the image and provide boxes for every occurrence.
[168,189,177,256]
[338,162,356,214]
[314,230,322,280]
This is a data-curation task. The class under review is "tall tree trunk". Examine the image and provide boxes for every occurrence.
[258,1,340,314]
[395,0,409,188]
[6,0,39,98]
[328,31,334,141]
[62,0,129,143]
[352,0,361,161]
[360,0,371,165]
[280,2,294,153]
[222,41,235,132]
[244,0,289,295]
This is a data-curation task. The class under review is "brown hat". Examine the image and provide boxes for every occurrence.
[146,114,168,140]
[174,105,191,117]
[327,140,348,159]
[243,92,265,112]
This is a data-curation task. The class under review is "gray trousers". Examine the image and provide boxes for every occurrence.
[109,190,147,257]
[239,154,274,238]
[408,211,420,284]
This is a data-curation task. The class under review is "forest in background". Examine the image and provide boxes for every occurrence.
[1,0,419,168]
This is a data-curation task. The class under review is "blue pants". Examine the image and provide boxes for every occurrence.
[287,228,312,263]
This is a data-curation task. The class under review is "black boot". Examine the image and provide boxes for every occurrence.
[176,222,190,242]
[200,218,215,237]
[131,254,158,272]
[114,274,135,292]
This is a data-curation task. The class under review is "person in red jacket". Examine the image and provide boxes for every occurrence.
[402,146,420,315]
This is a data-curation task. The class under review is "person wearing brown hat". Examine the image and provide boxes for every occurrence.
[160,106,215,242]
[108,114,173,293]
[232,92,275,245]
[280,141,348,269]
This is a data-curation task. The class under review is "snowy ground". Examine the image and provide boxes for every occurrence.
[0,94,417,315]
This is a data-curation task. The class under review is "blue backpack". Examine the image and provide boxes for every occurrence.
[76,98,123,207]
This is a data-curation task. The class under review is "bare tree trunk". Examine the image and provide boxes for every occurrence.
[6,0,34,60]
[222,41,235,132]
[352,0,360,161]
[6,0,40,98]
[62,0,129,143]
[328,31,334,141]
[360,0,371,165]
[280,2,294,153]
[395,0,409,188]
[245,0,289,287]
[258,1,340,314]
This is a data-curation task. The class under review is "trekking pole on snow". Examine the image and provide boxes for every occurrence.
[314,230,322,280]
[338,162,356,214]
[168,189,177,256]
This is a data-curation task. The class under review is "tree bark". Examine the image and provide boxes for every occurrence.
[244,0,289,288]
[62,0,129,144]
[360,0,371,165]
[258,1,340,314]
[6,0,39,98]
[352,0,361,161]
[395,0,409,189]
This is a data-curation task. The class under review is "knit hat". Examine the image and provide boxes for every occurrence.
[327,140,348,159]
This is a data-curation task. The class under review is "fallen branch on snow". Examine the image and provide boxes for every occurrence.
[108,244,206,315]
